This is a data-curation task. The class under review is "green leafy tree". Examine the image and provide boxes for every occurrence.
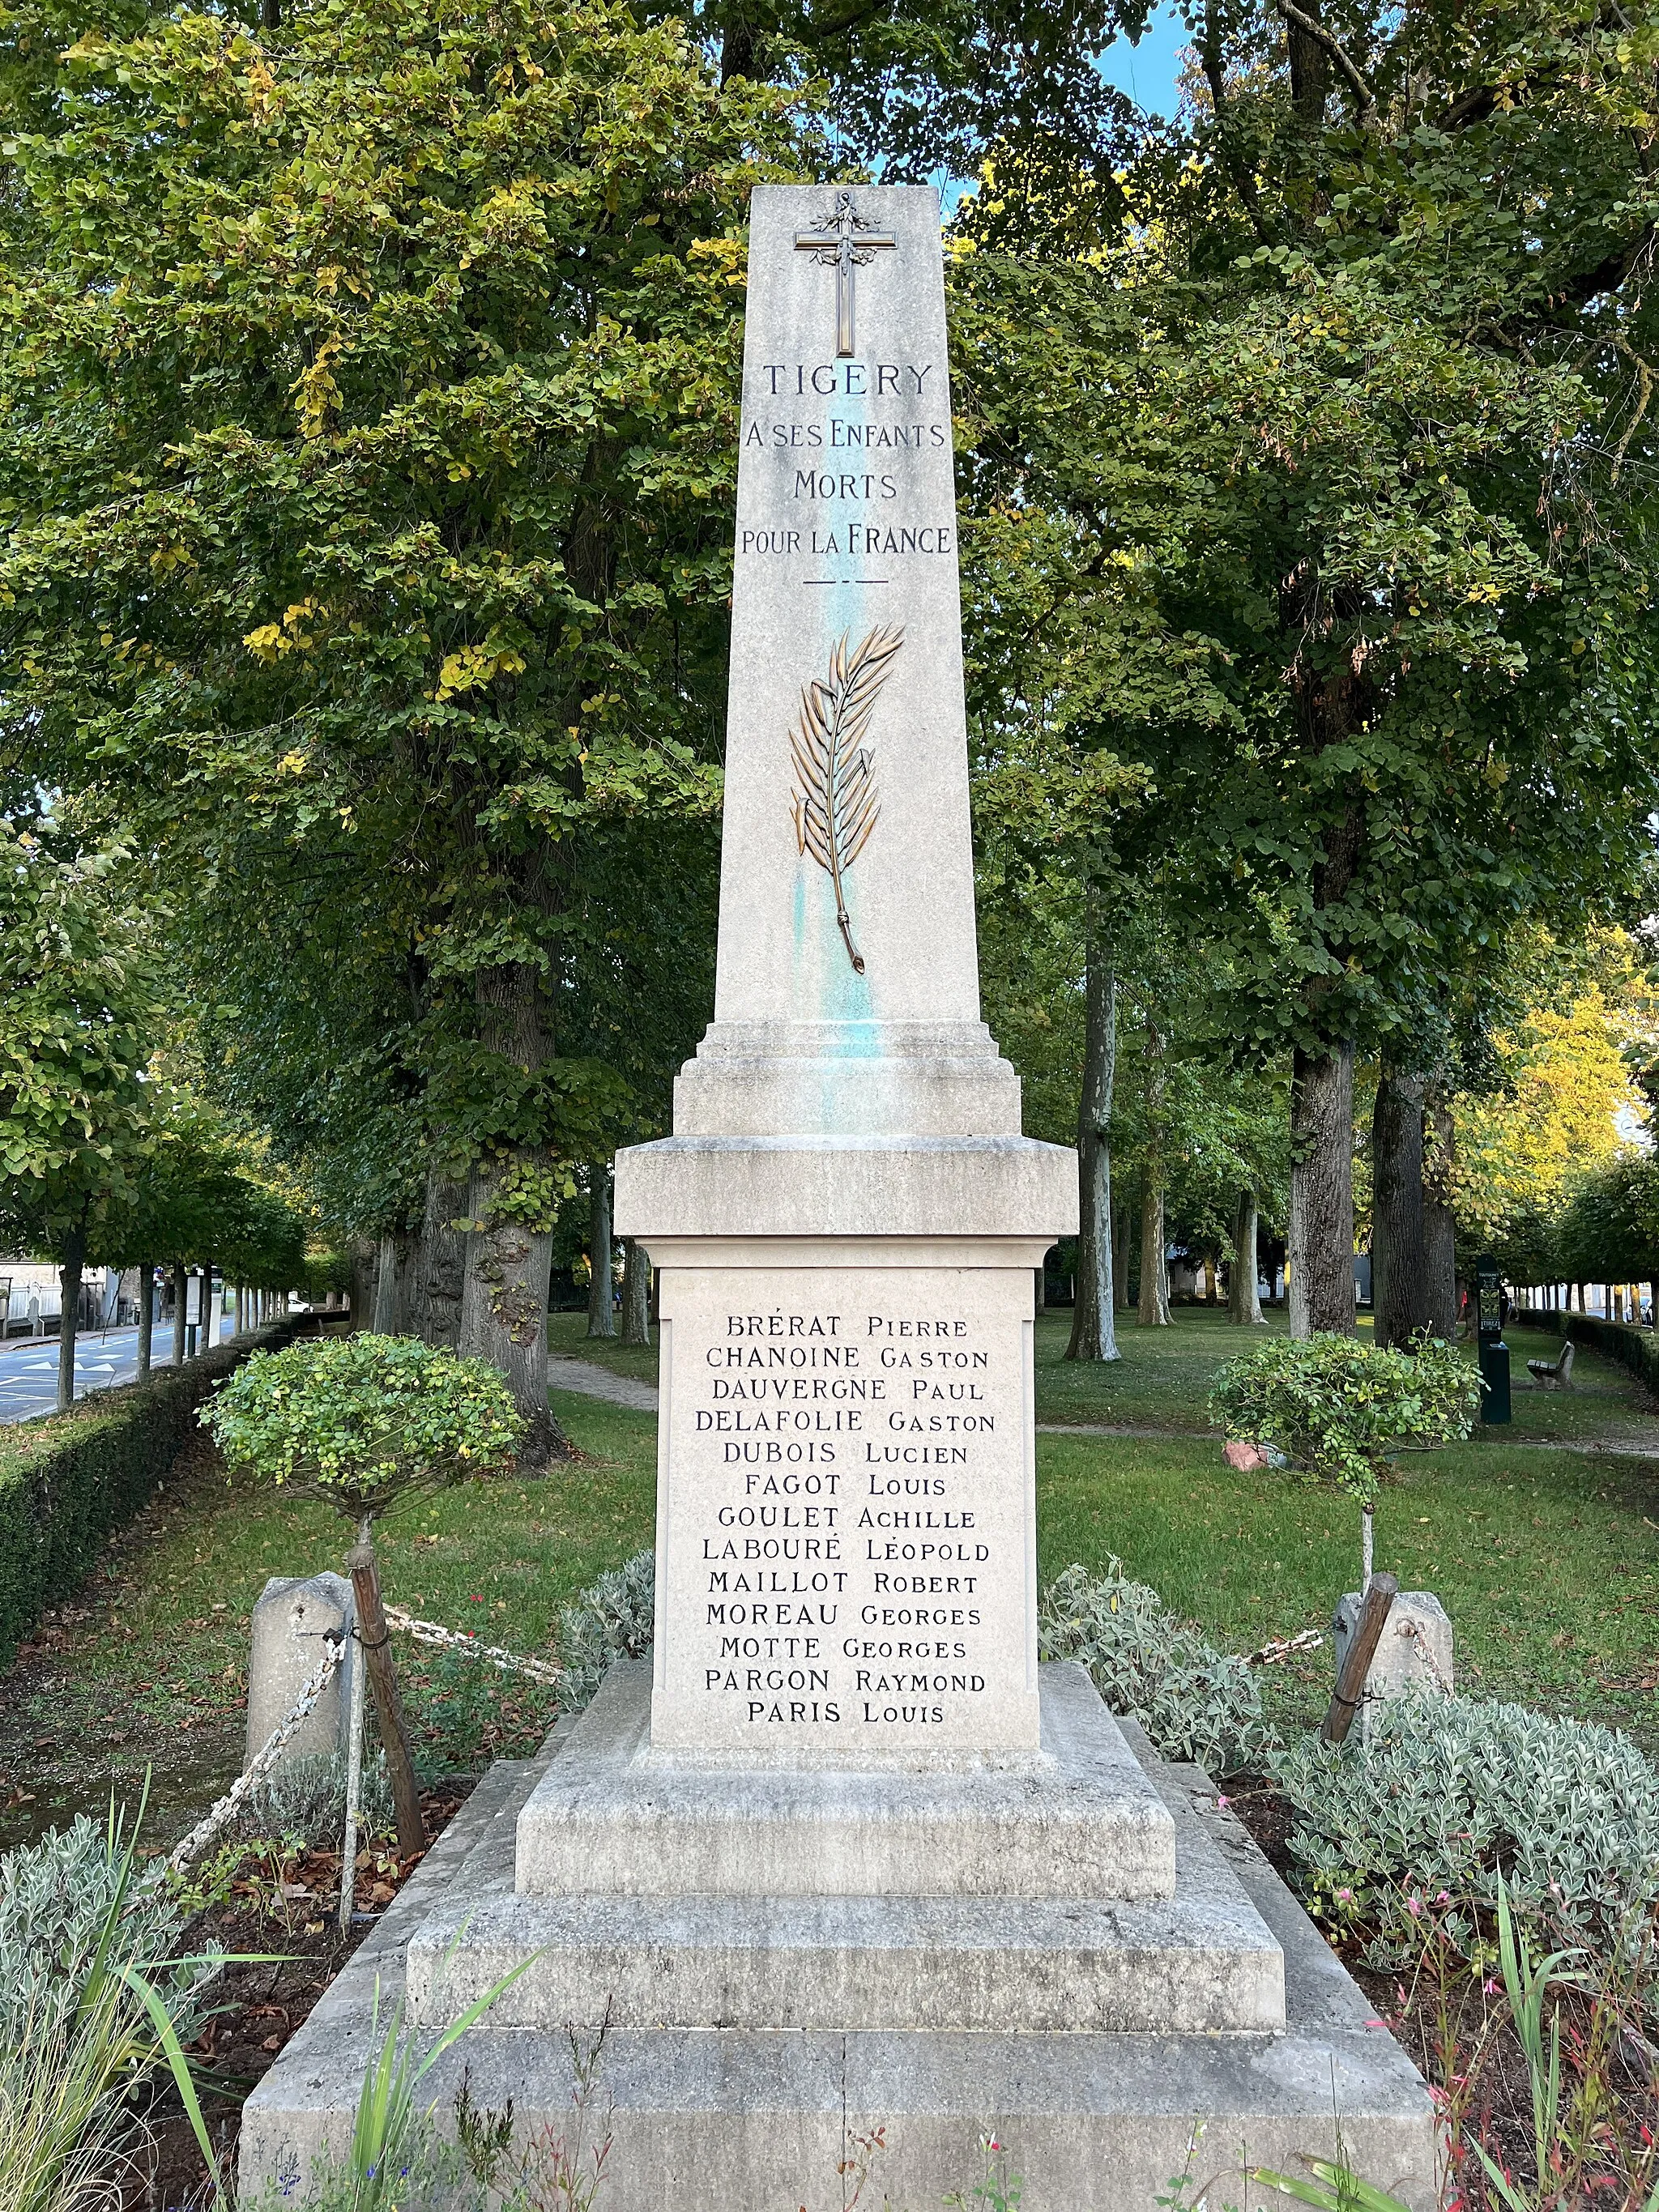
[952,0,1659,1340]
[1209,1333,1480,1588]
[0,0,800,1456]
[0,819,167,1408]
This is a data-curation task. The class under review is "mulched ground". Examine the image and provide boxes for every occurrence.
[125,1779,473,2208]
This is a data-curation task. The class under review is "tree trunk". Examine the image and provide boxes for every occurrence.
[136,1265,154,1376]
[412,1169,469,1350]
[1422,1088,1459,1340]
[719,10,761,82]
[1065,897,1120,1362]
[586,1166,616,1340]
[1286,10,1329,124]
[1228,1191,1264,1324]
[372,1234,402,1334]
[345,1524,424,1860]
[1288,1042,1356,1337]
[460,1151,564,1466]
[56,1225,85,1413]
[458,961,568,1467]
[1137,1183,1171,1327]
[348,1239,377,1332]
[1371,1069,1430,1350]
[1111,1192,1131,1311]
[621,1238,652,1347]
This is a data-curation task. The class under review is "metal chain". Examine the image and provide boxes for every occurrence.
[168,1608,555,1877]
[1246,1626,1325,1667]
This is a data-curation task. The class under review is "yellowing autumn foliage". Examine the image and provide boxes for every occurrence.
[1453,983,1647,1244]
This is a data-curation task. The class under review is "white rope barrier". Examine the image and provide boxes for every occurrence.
[168,1635,346,1873]
[169,1607,552,1879]
[382,1604,561,1686]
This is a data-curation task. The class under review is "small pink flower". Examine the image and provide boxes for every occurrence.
[1483,1978,1499,1995]
[1336,1888,1353,1903]
[1407,1894,1422,1917]
[1216,1794,1230,1809]
[1435,1890,1451,1905]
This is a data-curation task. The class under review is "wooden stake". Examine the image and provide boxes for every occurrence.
[1320,1572,1397,1746]
[346,1523,425,1859]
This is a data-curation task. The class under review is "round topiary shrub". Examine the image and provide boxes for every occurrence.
[1208,1331,1480,1584]
[201,1332,524,1521]
[202,1332,524,1851]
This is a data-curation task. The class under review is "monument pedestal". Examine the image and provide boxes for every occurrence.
[239,1684,1436,2210]
[617,1127,1073,1769]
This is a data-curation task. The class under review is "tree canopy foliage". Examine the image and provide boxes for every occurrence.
[6,0,1659,1398]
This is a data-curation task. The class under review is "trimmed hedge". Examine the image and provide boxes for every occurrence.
[1527,1308,1659,1395]
[0,1319,309,1666]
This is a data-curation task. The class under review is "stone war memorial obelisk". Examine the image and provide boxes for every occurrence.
[240,186,1435,2212]
[622,181,1072,1765]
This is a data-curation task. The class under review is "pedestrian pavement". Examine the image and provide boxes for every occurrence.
[547,1351,659,1412]
[0,1323,230,1426]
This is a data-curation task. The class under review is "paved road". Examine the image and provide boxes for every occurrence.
[0,1323,231,1425]
[1,1335,648,1426]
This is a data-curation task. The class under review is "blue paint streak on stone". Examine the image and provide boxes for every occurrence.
[815,362,876,1120]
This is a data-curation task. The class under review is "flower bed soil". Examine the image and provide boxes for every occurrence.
[125,1779,474,2206]
[1227,1779,1659,2212]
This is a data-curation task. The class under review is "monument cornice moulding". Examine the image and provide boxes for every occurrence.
[630,1234,1056,1272]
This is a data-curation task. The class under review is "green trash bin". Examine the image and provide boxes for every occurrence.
[1478,1327,1512,1424]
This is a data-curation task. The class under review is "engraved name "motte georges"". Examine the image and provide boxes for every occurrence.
[674,1306,1014,1732]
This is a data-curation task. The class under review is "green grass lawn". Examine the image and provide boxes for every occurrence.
[548,1309,660,1387]
[4,1305,1656,1848]
[1030,1306,1659,1736]
[0,1388,659,1846]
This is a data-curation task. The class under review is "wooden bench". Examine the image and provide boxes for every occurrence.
[1526,1339,1576,1389]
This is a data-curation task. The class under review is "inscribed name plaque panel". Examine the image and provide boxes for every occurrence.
[715,184,983,1035]
[650,1264,1040,1762]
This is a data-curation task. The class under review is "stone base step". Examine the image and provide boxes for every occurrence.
[237,1707,1436,2212]
[244,2019,1435,2212]
[407,1882,1284,2033]
[515,1659,1177,1902]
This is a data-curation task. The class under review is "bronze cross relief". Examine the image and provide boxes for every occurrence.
[794,190,898,358]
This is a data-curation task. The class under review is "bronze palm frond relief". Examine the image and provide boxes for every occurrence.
[789,624,905,974]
